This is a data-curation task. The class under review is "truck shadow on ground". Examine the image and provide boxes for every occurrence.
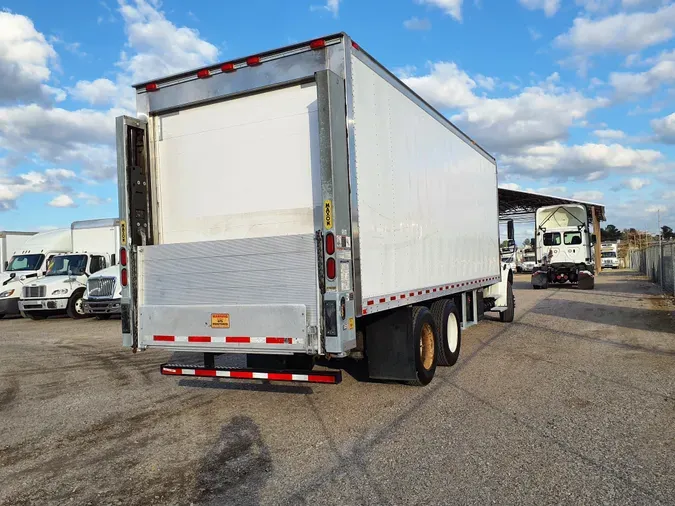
[191,415,272,506]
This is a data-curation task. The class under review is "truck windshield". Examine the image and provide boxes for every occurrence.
[5,254,44,272]
[563,231,582,245]
[523,254,535,261]
[601,252,617,258]
[46,255,88,276]
[543,232,561,246]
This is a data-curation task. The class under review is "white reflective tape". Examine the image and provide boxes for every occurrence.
[292,374,309,382]
[174,336,189,342]
[215,370,231,377]
[252,372,268,379]
[182,369,196,375]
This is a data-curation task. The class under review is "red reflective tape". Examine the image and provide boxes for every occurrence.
[400,294,406,299]
[390,296,396,301]
[266,337,287,344]
[433,288,437,292]
[226,336,250,343]
[418,291,422,295]
[154,335,174,342]
[188,336,211,343]
[409,292,415,297]
[367,300,374,306]
[194,369,217,377]
[446,286,449,289]
[379,298,386,303]
[162,367,182,375]
[267,372,294,381]
[362,309,367,315]
[230,371,254,379]
[309,374,337,384]
[426,290,430,294]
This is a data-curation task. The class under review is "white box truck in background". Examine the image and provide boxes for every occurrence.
[601,242,619,269]
[19,219,120,319]
[1,231,36,272]
[531,204,595,289]
[83,265,122,319]
[116,33,514,386]
[0,229,72,318]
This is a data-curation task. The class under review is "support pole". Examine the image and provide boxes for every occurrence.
[592,206,601,274]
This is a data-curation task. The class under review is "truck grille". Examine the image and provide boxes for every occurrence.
[87,277,116,298]
[23,285,46,298]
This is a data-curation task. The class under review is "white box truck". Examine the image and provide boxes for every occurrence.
[19,219,120,319]
[1,231,36,272]
[531,204,595,289]
[601,242,619,269]
[116,33,514,386]
[82,264,122,319]
[0,229,72,318]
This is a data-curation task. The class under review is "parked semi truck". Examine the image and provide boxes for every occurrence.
[1,231,36,272]
[0,229,72,318]
[83,265,122,319]
[517,249,537,273]
[116,33,515,386]
[19,219,120,319]
[601,242,619,269]
[531,204,595,290]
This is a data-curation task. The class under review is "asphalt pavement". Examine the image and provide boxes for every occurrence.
[0,270,673,505]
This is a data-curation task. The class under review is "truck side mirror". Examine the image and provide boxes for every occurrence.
[591,234,597,245]
[507,220,514,241]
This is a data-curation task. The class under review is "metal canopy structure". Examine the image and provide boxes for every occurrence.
[498,188,606,222]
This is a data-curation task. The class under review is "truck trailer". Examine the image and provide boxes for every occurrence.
[1,231,36,272]
[19,219,120,319]
[531,204,595,290]
[116,33,515,386]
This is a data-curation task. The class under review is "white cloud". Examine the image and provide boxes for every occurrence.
[555,4,675,55]
[403,61,479,109]
[500,142,665,179]
[310,0,341,17]
[609,49,675,98]
[624,177,651,190]
[404,17,432,30]
[529,185,568,195]
[518,0,561,17]
[69,78,118,106]
[576,0,615,12]
[572,190,604,201]
[651,112,675,143]
[499,182,522,190]
[48,194,77,208]
[528,27,542,41]
[416,0,464,21]
[593,128,626,139]
[0,11,62,104]
[0,169,77,211]
[646,204,667,213]
[77,192,112,205]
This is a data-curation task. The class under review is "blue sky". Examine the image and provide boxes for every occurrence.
[0,0,673,242]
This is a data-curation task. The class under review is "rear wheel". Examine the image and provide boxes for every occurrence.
[500,282,515,323]
[430,299,461,366]
[407,306,438,386]
[67,290,87,319]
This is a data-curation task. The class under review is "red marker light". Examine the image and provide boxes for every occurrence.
[310,39,326,49]
[145,83,158,92]
[197,69,210,79]
[221,62,235,73]
[246,56,261,66]
[351,41,360,50]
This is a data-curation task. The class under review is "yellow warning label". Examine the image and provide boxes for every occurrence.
[324,200,333,229]
[120,220,128,245]
[348,317,355,330]
[211,313,230,329]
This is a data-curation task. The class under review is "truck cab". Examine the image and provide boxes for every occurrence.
[83,265,121,319]
[518,250,537,273]
[601,243,619,269]
[532,204,595,289]
[0,229,71,318]
[19,252,111,319]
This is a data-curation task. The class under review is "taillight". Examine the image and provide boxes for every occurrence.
[221,62,235,73]
[325,233,336,255]
[246,56,261,66]
[310,39,326,49]
[197,69,211,79]
[119,247,127,267]
[121,268,128,286]
[145,83,158,92]
[326,258,336,279]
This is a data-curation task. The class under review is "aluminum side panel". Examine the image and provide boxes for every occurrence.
[350,55,500,302]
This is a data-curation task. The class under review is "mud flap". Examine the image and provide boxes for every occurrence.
[577,271,595,290]
[531,271,548,289]
[366,307,416,382]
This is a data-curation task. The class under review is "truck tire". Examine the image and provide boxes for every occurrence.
[499,282,515,323]
[407,306,438,386]
[430,300,461,366]
[67,289,87,319]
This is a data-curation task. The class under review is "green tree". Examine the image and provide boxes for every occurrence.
[661,225,674,240]
[522,238,531,247]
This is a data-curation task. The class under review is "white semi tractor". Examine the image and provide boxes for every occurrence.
[0,229,72,318]
[19,219,120,319]
[116,33,515,386]
[601,242,619,269]
[531,204,595,290]
[83,265,122,319]
[1,231,36,272]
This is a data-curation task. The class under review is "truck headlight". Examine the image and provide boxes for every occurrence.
[0,289,15,298]
[52,288,69,295]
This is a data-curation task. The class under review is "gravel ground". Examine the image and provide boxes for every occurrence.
[0,270,673,506]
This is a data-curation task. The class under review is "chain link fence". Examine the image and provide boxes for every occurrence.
[629,242,675,295]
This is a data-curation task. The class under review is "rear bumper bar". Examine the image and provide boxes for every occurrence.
[160,363,341,384]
